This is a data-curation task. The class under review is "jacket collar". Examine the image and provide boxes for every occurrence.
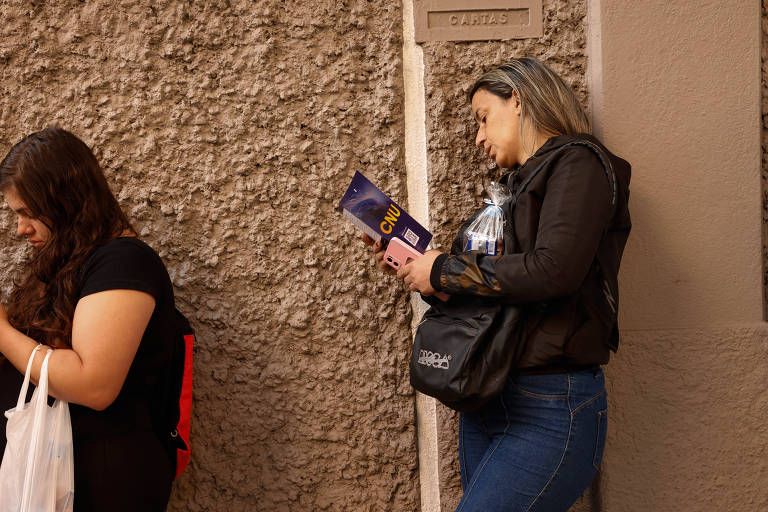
[504,133,602,184]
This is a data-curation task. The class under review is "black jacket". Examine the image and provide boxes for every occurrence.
[430,134,631,369]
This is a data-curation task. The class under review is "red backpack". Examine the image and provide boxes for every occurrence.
[166,309,195,479]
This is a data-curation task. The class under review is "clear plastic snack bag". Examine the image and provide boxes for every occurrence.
[463,181,513,256]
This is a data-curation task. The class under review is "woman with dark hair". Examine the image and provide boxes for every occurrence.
[0,127,176,511]
[365,57,632,510]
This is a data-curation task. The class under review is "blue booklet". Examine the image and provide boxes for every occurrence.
[339,171,432,253]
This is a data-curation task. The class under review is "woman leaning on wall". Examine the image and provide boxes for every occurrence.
[0,128,178,511]
[365,57,631,511]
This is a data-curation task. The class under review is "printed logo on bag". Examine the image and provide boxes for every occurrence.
[417,349,452,370]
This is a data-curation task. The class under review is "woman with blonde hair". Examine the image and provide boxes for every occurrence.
[366,57,632,510]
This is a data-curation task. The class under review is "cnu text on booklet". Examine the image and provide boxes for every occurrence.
[339,171,432,253]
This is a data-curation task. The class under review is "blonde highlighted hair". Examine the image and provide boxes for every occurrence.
[470,57,590,139]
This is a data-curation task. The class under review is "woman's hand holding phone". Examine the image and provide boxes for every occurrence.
[397,249,441,296]
[362,234,449,300]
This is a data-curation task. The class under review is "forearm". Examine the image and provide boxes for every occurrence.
[434,243,600,302]
[431,251,506,297]
[0,323,105,409]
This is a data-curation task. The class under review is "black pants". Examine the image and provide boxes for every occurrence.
[74,430,173,512]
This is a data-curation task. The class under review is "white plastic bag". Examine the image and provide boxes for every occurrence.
[463,181,513,255]
[0,345,74,512]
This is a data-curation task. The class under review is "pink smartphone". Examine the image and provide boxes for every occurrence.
[384,237,422,270]
[384,237,451,302]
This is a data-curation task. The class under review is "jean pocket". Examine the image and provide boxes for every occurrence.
[509,373,569,399]
[593,409,607,470]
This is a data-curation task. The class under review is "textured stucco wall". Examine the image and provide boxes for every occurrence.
[603,326,768,511]
[0,1,420,511]
[418,1,591,509]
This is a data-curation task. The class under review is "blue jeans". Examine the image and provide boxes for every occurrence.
[456,368,607,512]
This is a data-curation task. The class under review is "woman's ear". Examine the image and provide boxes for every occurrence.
[511,91,522,115]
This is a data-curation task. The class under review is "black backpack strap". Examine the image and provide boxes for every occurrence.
[512,140,617,214]
[508,140,621,351]
[503,140,617,248]
[557,140,617,216]
[558,141,620,351]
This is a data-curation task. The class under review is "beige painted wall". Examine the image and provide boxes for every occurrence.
[598,0,763,330]
[593,0,768,510]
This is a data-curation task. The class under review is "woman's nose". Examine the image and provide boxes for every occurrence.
[475,127,485,147]
[17,218,31,237]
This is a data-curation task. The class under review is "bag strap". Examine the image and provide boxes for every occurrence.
[21,348,53,511]
[504,140,621,349]
[15,344,44,411]
[503,139,617,256]
[511,140,617,215]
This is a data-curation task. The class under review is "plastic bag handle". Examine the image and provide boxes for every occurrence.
[33,349,52,411]
[20,348,53,511]
[15,344,44,412]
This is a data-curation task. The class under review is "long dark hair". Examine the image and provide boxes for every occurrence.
[0,127,133,348]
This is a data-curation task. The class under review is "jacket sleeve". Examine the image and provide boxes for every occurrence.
[432,148,612,302]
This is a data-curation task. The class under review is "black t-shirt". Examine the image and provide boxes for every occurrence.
[71,237,176,440]
[0,237,175,448]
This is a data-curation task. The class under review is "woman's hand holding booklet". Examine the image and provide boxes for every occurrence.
[339,172,449,300]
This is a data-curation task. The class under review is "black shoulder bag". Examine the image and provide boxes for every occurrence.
[409,141,617,412]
